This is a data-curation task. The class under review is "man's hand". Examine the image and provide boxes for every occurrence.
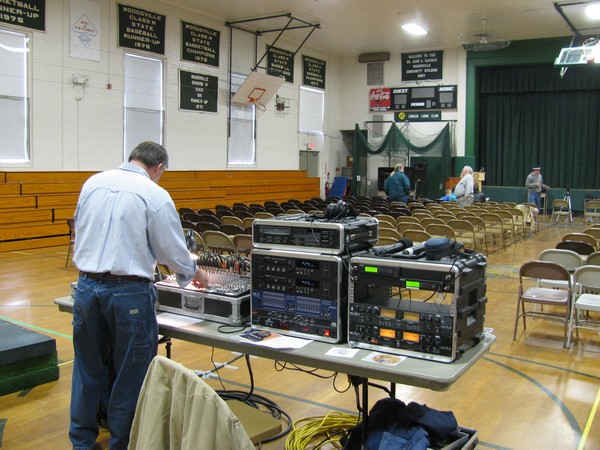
[191,267,209,288]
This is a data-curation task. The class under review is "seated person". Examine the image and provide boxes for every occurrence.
[440,189,456,202]
[472,185,487,203]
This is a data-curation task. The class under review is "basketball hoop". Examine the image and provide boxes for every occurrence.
[582,38,599,63]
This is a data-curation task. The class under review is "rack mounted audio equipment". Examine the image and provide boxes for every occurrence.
[348,253,487,362]
[252,214,378,255]
[251,249,348,343]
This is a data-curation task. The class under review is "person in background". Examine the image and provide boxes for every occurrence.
[473,184,487,203]
[525,165,549,210]
[454,166,475,207]
[69,141,208,450]
[440,189,456,202]
[383,163,411,204]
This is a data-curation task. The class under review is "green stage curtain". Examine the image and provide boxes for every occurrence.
[351,123,452,197]
[478,64,600,189]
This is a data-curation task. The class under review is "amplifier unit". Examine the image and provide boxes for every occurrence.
[348,253,487,362]
[156,271,251,326]
[251,249,348,343]
[252,214,378,255]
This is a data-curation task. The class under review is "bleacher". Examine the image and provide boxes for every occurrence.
[0,170,320,252]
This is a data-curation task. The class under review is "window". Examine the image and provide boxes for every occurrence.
[299,86,324,134]
[0,29,29,163]
[228,73,255,165]
[123,53,163,160]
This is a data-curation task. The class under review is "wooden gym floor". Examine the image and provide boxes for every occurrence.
[0,216,598,450]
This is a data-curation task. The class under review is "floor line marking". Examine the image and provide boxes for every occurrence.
[0,315,73,339]
[578,386,600,450]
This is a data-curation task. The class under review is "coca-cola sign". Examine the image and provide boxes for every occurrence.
[369,88,392,112]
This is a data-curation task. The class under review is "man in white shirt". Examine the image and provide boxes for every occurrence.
[70,141,207,450]
[455,166,475,207]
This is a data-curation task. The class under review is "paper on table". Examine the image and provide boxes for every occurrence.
[238,332,311,349]
[326,347,360,358]
[158,313,203,327]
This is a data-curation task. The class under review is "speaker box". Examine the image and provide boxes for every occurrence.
[413,162,426,182]
[358,52,390,63]
[377,167,393,191]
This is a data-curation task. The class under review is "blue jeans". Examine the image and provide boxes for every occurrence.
[529,191,541,210]
[70,276,158,450]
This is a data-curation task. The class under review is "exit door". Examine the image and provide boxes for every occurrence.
[299,151,319,178]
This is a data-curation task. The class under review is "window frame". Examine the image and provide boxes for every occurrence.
[123,52,165,161]
[0,27,30,165]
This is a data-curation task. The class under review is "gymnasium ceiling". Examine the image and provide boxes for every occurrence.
[162,0,600,57]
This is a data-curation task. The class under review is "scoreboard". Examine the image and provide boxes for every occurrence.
[369,85,457,112]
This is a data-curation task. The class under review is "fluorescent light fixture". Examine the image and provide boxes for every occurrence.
[402,23,428,36]
[586,3,600,20]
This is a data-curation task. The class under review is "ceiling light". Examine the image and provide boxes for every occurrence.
[402,23,428,36]
[586,3,600,20]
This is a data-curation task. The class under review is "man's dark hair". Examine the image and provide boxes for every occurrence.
[128,141,169,168]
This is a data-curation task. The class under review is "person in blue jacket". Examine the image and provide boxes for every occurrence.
[383,164,411,204]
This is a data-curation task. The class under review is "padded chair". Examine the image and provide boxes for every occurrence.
[66,218,76,267]
[495,210,517,245]
[254,211,275,219]
[561,232,597,251]
[180,219,196,230]
[551,199,573,225]
[583,228,600,248]
[220,224,245,236]
[378,227,401,240]
[537,248,583,290]
[220,215,245,227]
[233,234,254,256]
[586,251,600,266]
[178,207,196,218]
[373,214,396,229]
[182,228,205,254]
[468,216,489,254]
[182,212,204,223]
[479,212,505,250]
[567,265,600,347]
[425,224,456,241]
[215,205,235,217]
[197,214,221,226]
[401,229,432,243]
[234,210,254,219]
[539,248,583,272]
[203,230,237,254]
[197,208,218,217]
[583,199,600,224]
[513,260,572,347]
[396,216,421,225]
[217,209,237,219]
[129,355,256,450]
[556,241,595,256]
[396,222,425,234]
[242,217,256,229]
[506,208,525,241]
[447,219,477,252]
[195,221,221,234]
[420,217,445,228]
[375,236,399,246]
[516,203,539,234]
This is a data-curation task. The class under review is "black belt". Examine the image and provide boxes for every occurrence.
[79,271,151,283]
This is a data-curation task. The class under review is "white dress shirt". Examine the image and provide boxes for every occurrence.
[73,162,195,287]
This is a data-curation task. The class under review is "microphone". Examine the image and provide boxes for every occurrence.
[373,237,413,256]
[401,242,427,256]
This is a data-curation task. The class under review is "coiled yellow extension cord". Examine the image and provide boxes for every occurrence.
[284,411,359,449]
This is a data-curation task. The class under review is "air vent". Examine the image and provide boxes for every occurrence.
[358,52,390,63]
[367,62,384,86]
